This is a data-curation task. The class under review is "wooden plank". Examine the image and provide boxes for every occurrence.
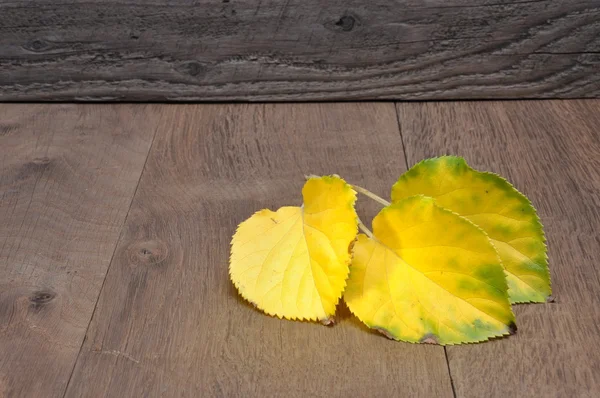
[64,103,454,397]
[1,0,599,101]
[396,100,600,397]
[0,105,157,397]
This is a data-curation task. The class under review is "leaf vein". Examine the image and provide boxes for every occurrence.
[254,214,302,296]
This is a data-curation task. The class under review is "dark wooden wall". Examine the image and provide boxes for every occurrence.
[1,0,599,101]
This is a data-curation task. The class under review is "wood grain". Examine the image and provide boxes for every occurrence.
[397,100,600,397]
[64,103,454,397]
[0,105,156,397]
[1,0,599,101]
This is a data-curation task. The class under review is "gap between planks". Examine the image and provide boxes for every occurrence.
[393,103,458,398]
[61,111,161,398]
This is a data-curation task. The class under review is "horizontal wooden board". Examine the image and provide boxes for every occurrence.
[1,0,599,101]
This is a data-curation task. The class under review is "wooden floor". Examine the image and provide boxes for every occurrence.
[1,101,599,397]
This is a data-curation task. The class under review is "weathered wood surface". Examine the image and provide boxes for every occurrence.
[64,104,455,397]
[0,105,156,397]
[1,101,600,397]
[397,100,600,397]
[1,0,599,101]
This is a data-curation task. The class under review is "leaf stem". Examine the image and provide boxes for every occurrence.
[350,184,391,207]
[356,216,374,240]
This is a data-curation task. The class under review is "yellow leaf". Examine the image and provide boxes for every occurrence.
[391,156,551,303]
[230,175,358,322]
[344,196,515,345]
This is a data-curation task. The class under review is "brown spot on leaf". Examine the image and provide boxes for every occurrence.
[420,334,439,345]
[508,322,518,335]
[347,236,358,255]
[270,217,279,224]
[374,327,395,340]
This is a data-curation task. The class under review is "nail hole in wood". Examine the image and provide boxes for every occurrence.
[127,240,169,268]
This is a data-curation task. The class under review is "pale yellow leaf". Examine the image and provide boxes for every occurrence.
[230,175,358,322]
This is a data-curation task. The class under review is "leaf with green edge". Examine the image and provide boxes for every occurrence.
[229,175,358,323]
[391,156,551,304]
[344,195,516,345]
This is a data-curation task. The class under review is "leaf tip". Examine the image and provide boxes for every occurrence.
[508,321,518,335]
[320,317,336,326]
[546,295,556,303]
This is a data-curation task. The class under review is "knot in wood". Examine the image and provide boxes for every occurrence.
[24,39,49,52]
[335,15,356,31]
[324,14,360,33]
[127,239,169,267]
[177,61,206,77]
[30,290,56,305]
